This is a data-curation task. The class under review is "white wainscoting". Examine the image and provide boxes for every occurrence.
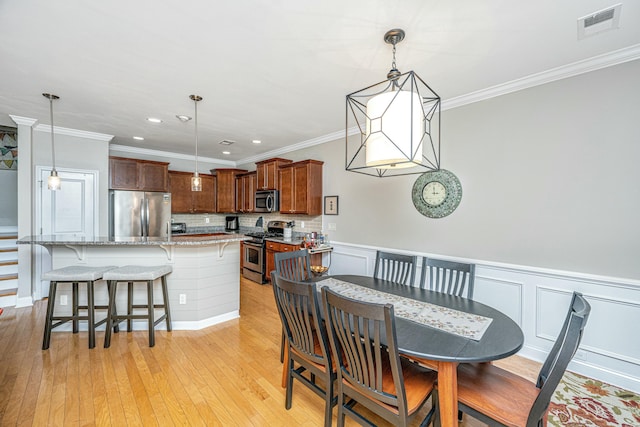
[327,241,640,393]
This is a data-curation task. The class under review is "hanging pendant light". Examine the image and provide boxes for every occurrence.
[190,94,203,192]
[43,93,61,190]
[345,29,442,178]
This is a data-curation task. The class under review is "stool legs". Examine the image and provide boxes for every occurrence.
[147,279,155,347]
[104,275,172,348]
[42,281,58,350]
[161,275,172,332]
[72,282,79,333]
[42,280,102,350]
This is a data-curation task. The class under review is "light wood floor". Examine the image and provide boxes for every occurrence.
[0,276,541,426]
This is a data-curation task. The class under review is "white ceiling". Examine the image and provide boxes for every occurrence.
[1,0,639,164]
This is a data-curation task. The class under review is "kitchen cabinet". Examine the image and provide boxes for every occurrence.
[235,171,257,213]
[212,168,247,213]
[255,157,292,190]
[169,171,216,213]
[278,159,323,215]
[109,157,169,192]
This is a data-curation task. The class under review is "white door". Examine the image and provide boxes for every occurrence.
[36,167,98,299]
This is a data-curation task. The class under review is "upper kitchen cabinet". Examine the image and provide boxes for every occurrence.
[109,157,169,192]
[212,168,247,213]
[169,171,216,213]
[255,157,292,190]
[236,171,257,213]
[278,160,323,215]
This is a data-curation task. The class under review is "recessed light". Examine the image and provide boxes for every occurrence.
[176,115,192,122]
[146,117,162,123]
[222,151,231,155]
[133,136,144,141]
[252,139,262,144]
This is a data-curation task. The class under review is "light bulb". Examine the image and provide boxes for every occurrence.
[48,170,61,191]
[191,174,202,192]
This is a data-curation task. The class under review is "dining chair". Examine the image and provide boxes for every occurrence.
[321,287,438,427]
[419,258,475,299]
[275,249,312,282]
[373,250,418,286]
[272,273,336,427]
[275,249,312,363]
[452,292,591,427]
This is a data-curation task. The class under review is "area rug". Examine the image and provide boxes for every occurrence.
[549,371,640,426]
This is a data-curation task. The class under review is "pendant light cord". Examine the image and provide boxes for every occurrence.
[194,97,198,176]
[49,97,56,171]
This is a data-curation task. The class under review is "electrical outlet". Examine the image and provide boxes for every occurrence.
[179,294,187,304]
[205,217,210,223]
[328,223,337,231]
[300,221,305,228]
[60,295,67,305]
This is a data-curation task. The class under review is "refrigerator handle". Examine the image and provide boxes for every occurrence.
[139,199,145,237]
[144,198,149,237]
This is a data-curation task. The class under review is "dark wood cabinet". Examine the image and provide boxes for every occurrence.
[256,157,292,190]
[278,160,323,215]
[109,157,169,192]
[236,171,257,213]
[169,171,216,213]
[212,168,247,213]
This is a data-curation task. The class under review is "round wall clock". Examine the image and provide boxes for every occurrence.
[411,169,462,218]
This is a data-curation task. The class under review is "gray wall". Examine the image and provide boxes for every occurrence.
[0,170,17,225]
[33,129,110,234]
[278,59,640,280]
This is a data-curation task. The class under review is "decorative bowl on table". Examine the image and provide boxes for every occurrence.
[310,265,329,276]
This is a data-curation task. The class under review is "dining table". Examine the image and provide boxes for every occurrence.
[316,274,524,427]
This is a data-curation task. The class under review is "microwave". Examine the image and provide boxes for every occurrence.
[255,190,279,213]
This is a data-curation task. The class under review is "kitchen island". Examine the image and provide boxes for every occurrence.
[18,233,250,330]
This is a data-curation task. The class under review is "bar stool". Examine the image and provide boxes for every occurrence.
[42,265,117,350]
[103,265,173,348]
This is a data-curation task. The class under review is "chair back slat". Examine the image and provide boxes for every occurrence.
[272,273,329,366]
[373,251,417,286]
[528,292,591,426]
[275,249,311,282]
[322,287,406,410]
[421,257,475,299]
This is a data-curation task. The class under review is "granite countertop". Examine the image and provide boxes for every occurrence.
[17,233,250,246]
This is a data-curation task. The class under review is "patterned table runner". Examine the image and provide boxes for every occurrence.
[316,278,492,341]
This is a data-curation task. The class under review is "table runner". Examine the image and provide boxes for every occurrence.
[316,278,492,341]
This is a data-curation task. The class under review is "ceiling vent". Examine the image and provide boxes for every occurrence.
[218,140,235,145]
[578,4,622,40]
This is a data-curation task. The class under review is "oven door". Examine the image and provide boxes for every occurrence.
[243,241,264,282]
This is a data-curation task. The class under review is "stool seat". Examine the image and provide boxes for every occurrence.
[42,265,117,350]
[103,265,172,281]
[43,265,117,281]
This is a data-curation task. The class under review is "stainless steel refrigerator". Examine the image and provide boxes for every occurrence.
[109,190,172,239]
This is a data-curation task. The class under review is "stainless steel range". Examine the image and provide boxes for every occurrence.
[242,221,286,284]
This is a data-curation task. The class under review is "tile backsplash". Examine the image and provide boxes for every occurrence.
[171,212,322,233]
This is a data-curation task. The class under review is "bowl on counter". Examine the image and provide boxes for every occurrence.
[310,265,329,277]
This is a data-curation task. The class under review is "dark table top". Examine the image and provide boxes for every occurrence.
[325,275,524,363]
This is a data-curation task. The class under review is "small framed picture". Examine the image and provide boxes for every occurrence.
[324,196,339,215]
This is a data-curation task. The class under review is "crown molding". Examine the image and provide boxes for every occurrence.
[237,129,346,165]
[9,115,38,127]
[109,144,237,167]
[442,43,640,111]
[34,124,114,142]
[234,45,640,162]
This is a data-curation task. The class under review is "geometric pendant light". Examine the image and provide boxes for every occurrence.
[42,93,61,190]
[346,29,442,177]
[190,94,203,192]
